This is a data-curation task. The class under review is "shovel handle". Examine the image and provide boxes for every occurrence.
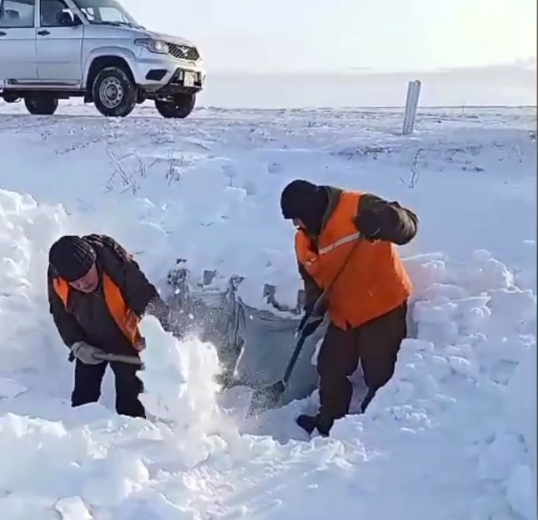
[282,233,364,385]
[282,333,308,385]
[92,352,145,368]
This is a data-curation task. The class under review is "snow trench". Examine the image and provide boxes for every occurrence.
[0,188,535,519]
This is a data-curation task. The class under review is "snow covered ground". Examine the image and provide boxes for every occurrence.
[0,104,535,520]
[196,65,537,108]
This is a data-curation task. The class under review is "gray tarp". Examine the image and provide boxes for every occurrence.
[163,272,322,406]
[232,306,325,405]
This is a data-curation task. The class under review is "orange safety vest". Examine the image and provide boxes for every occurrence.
[53,273,143,350]
[295,190,412,329]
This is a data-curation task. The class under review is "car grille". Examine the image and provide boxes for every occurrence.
[167,43,200,61]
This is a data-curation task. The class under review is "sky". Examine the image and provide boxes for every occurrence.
[122,0,537,73]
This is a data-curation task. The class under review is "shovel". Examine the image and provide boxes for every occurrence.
[247,232,363,416]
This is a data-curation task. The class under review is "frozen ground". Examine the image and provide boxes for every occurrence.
[0,105,535,520]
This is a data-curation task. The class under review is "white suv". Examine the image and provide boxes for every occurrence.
[0,0,205,118]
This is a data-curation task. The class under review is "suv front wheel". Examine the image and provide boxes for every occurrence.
[92,66,137,117]
[24,95,58,115]
[155,93,196,119]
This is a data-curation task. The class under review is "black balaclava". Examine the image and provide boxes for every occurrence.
[280,179,329,236]
[49,235,97,282]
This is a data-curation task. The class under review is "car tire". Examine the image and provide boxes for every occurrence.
[24,95,58,115]
[92,65,137,117]
[155,93,196,119]
[3,92,21,104]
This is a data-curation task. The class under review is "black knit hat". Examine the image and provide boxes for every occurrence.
[280,179,320,220]
[280,179,330,235]
[49,235,97,282]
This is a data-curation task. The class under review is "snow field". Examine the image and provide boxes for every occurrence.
[0,107,534,519]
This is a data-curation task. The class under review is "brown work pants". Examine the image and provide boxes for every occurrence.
[316,302,408,421]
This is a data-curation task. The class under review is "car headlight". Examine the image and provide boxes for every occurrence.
[135,38,169,54]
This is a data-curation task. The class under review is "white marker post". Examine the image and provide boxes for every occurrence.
[402,80,421,135]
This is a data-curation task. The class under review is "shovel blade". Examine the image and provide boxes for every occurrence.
[247,380,286,416]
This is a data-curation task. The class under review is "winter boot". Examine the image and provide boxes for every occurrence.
[296,414,318,435]
[296,414,334,437]
[360,387,377,414]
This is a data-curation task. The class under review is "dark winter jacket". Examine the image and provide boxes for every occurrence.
[47,234,161,355]
[298,185,418,315]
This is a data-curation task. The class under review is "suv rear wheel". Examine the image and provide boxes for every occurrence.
[92,66,137,117]
[155,93,196,119]
[24,95,58,115]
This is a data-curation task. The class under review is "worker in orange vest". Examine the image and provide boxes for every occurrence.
[47,234,170,418]
[280,180,418,436]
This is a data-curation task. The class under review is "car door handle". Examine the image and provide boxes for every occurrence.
[37,30,50,36]
[0,31,6,36]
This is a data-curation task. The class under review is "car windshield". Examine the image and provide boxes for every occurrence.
[72,0,140,27]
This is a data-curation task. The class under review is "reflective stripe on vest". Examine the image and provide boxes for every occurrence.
[53,274,142,350]
[304,231,362,267]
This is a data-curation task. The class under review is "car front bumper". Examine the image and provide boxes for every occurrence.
[131,55,205,94]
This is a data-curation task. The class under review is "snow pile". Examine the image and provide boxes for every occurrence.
[138,316,224,430]
[503,344,537,520]
[0,409,172,517]
[356,249,537,520]
[0,189,79,397]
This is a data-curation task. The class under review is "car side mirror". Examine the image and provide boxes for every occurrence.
[57,11,81,26]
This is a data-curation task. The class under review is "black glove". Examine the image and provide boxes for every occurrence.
[296,313,324,339]
[353,209,384,241]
